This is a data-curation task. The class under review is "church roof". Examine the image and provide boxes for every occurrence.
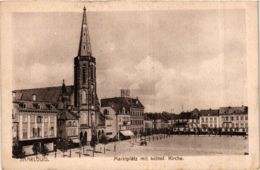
[58,110,78,120]
[13,85,74,104]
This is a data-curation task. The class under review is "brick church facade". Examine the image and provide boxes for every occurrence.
[12,7,104,155]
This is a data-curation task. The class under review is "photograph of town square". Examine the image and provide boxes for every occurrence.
[12,7,248,158]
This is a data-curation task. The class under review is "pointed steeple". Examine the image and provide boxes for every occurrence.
[62,79,67,94]
[78,6,92,57]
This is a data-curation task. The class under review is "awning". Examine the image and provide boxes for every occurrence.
[71,138,80,143]
[120,130,134,137]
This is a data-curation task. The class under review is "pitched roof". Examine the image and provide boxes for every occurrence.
[219,106,248,115]
[13,85,74,104]
[14,100,57,113]
[58,110,78,120]
[177,109,200,119]
[101,97,144,113]
[200,109,219,116]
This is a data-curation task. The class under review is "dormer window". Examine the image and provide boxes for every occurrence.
[46,104,52,109]
[19,103,26,108]
[33,103,40,109]
[104,109,109,115]
[136,100,138,105]
[32,94,36,101]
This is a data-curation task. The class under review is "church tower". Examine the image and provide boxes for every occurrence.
[74,7,97,141]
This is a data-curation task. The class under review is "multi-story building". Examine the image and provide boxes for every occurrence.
[101,90,144,137]
[219,106,248,133]
[101,100,132,140]
[199,109,220,129]
[12,94,57,156]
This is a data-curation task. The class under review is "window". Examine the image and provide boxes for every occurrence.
[240,116,244,120]
[231,117,233,121]
[19,103,26,108]
[205,118,208,122]
[90,64,94,80]
[32,94,36,101]
[44,126,48,137]
[73,121,76,126]
[44,116,48,123]
[30,115,35,122]
[201,118,204,122]
[82,66,86,84]
[81,90,87,104]
[245,116,248,120]
[50,116,54,123]
[33,103,40,109]
[50,127,54,136]
[104,109,109,115]
[214,117,217,121]
[37,116,42,123]
[68,121,72,126]
[22,125,28,139]
[236,116,239,120]
[240,123,244,127]
[23,115,28,122]
[46,104,52,109]
[245,123,248,127]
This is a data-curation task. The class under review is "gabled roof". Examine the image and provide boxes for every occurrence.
[178,111,199,119]
[101,97,144,113]
[219,106,248,115]
[200,109,219,116]
[13,85,74,104]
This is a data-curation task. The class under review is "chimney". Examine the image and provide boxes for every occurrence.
[121,89,130,97]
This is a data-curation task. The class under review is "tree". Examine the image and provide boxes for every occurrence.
[90,134,97,157]
[99,134,108,154]
[12,142,25,158]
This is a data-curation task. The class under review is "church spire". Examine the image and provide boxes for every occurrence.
[78,6,92,57]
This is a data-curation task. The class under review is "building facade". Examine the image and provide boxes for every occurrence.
[199,109,220,129]
[101,92,144,138]
[12,98,57,156]
[219,106,248,133]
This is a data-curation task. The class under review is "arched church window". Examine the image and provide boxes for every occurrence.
[82,90,87,104]
[90,64,94,80]
[104,109,109,115]
[82,66,86,84]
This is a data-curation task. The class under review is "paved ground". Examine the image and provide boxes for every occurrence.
[34,135,249,158]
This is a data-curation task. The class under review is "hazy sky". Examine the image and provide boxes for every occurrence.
[13,9,247,113]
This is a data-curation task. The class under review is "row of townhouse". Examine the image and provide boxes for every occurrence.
[144,106,248,134]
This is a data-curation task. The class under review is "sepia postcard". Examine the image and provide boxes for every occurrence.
[0,1,259,170]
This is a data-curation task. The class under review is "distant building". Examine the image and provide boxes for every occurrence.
[199,109,220,129]
[219,106,248,133]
